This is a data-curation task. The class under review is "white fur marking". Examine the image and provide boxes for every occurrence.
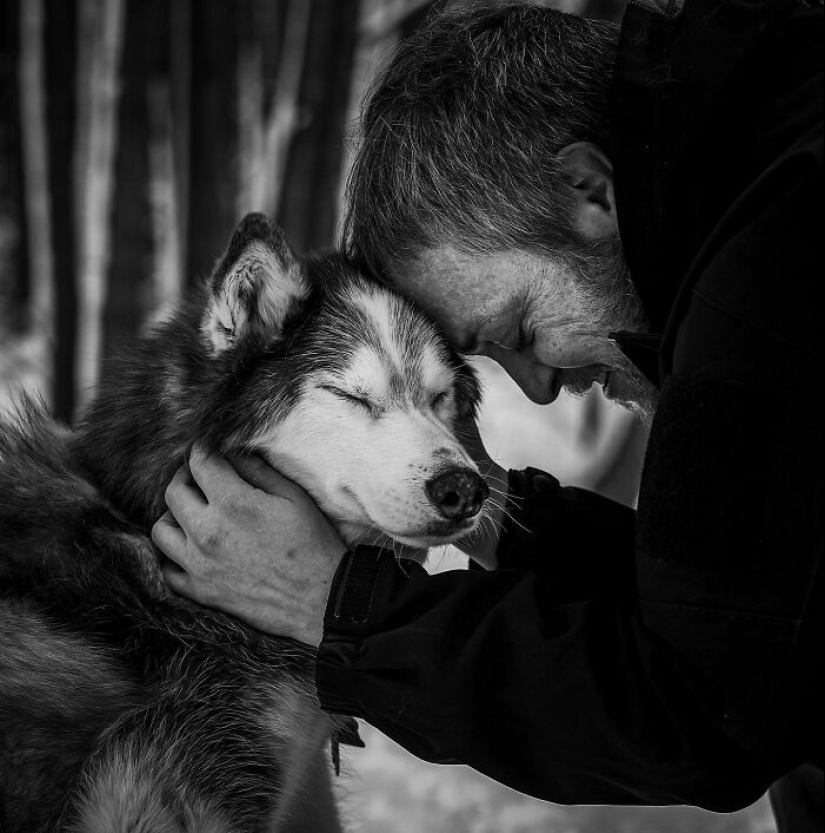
[344,285,405,373]
[420,343,454,395]
[74,747,232,833]
[344,346,391,403]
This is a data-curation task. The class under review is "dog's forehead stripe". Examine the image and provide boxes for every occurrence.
[346,346,391,399]
[354,288,405,372]
[420,344,453,392]
[391,297,458,400]
[336,283,457,403]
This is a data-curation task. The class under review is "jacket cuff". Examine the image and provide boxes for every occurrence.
[495,467,562,570]
[316,546,426,716]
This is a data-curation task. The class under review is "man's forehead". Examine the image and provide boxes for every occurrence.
[389,246,519,342]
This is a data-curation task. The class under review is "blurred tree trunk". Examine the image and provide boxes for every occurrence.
[101,0,158,365]
[18,0,54,404]
[237,0,310,222]
[278,0,361,252]
[0,0,29,334]
[169,0,191,296]
[335,0,404,242]
[43,0,78,422]
[186,0,240,287]
[74,0,125,407]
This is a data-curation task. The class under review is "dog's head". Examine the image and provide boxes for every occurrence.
[199,214,487,549]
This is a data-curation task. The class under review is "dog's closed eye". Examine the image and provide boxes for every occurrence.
[430,391,449,410]
[318,385,380,417]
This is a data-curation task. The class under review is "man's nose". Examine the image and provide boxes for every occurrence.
[515,368,561,404]
[426,468,489,520]
[483,345,560,404]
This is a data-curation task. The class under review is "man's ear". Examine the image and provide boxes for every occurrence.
[202,213,309,354]
[557,142,618,241]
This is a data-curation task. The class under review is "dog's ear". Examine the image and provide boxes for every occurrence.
[202,213,309,354]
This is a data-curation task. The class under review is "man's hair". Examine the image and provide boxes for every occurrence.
[344,4,620,276]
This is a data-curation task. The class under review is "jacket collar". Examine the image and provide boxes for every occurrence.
[609,331,663,388]
[606,0,683,390]
[610,0,687,339]
[609,0,793,386]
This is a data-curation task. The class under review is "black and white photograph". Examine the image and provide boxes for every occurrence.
[0,0,820,831]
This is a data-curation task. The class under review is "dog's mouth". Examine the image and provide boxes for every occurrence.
[339,511,481,550]
[379,516,480,548]
[332,483,485,550]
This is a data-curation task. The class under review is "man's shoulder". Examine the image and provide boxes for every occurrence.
[686,119,823,363]
[614,0,822,340]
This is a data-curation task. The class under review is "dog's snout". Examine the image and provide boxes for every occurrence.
[425,469,489,521]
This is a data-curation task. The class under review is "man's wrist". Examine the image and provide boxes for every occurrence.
[494,467,564,571]
[294,547,351,648]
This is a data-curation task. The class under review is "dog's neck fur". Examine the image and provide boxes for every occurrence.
[70,297,226,531]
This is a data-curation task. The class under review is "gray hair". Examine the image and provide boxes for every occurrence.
[344,4,620,276]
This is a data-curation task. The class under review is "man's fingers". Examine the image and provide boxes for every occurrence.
[164,464,208,524]
[228,453,301,499]
[151,510,189,563]
[188,442,245,503]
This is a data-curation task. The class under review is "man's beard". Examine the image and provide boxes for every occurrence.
[562,363,658,423]
[562,235,659,422]
[602,367,658,423]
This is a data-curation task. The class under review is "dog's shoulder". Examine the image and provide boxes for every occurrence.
[1,395,101,527]
[0,396,156,586]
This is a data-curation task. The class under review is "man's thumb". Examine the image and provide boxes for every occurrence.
[229,453,294,496]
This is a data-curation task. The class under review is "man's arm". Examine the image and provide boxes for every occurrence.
[317,545,793,811]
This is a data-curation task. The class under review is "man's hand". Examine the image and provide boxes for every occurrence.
[151,444,347,648]
[456,418,508,570]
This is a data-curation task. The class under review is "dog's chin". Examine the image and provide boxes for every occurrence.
[385,517,480,550]
[339,517,480,552]
[335,520,379,550]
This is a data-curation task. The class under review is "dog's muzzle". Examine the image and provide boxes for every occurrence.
[425,468,489,521]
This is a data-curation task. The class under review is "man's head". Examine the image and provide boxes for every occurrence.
[345,5,657,417]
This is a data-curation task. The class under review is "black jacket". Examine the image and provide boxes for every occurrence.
[317,0,824,821]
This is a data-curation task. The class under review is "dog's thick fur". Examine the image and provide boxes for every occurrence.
[0,214,483,831]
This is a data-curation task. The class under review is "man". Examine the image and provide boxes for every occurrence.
[152,2,823,830]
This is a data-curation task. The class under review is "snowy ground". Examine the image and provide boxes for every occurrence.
[338,724,775,833]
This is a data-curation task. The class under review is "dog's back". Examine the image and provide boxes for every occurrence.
[1,407,143,827]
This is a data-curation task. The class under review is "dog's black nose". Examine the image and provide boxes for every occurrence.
[426,469,489,521]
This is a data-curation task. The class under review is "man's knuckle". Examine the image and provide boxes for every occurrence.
[191,517,221,549]
[225,491,260,523]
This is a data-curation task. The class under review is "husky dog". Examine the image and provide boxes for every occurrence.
[0,214,488,832]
